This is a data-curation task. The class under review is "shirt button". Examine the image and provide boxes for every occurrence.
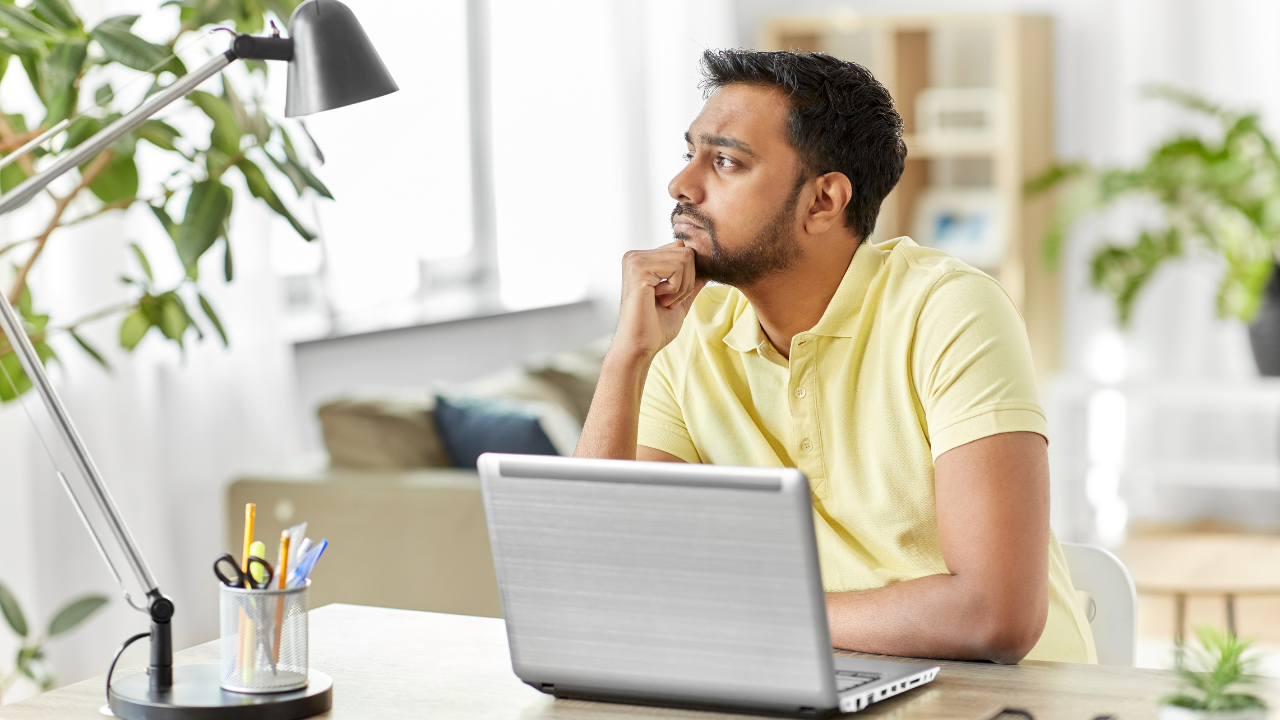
[801,439,813,452]
[794,387,806,399]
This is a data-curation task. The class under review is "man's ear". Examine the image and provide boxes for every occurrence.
[802,172,853,235]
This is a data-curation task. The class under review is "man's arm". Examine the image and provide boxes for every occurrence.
[575,242,706,461]
[825,431,1050,664]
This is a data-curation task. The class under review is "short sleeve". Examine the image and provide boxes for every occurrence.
[911,270,1048,461]
[638,340,702,463]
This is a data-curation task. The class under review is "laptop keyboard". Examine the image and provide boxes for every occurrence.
[835,670,882,692]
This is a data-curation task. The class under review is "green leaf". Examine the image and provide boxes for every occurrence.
[266,151,332,200]
[0,35,41,57]
[0,580,29,637]
[47,594,108,636]
[86,153,138,204]
[32,0,80,31]
[198,292,227,346]
[62,114,103,150]
[37,39,87,124]
[177,179,233,267]
[150,202,178,242]
[235,158,314,240]
[119,308,150,349]
[92,16,173,74]
[0,156,26,192]
[0,2,64,42]
[155,292,197,346]
[135,119,180,152]
[94,83,112,106]
[223,236,233,281]
[129,242,153,282]
[188,90,242,156]
[0,351,32,401]
[68,329,110,370]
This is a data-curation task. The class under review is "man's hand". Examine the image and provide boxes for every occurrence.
[614,241,709,361]
[575,243,707,461]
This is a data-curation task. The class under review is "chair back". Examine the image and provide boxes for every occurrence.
[1060,542,1137,666]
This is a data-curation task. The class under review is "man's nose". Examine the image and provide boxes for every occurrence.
[668,161,705,204]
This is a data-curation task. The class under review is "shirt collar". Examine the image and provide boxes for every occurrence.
[722,237,899,352]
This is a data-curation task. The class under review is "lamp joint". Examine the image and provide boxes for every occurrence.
[231,34,294,62]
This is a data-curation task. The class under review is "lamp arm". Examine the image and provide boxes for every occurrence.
[0,47,256,691]
[0,51,235,218]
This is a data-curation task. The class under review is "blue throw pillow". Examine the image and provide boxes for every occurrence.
[432,396,560,469]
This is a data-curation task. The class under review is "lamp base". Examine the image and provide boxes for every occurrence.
[108,664,332,720]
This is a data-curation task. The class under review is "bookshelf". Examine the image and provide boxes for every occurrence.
[763,14,1060,378]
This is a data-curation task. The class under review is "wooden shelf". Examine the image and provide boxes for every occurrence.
[762,13,1060,380]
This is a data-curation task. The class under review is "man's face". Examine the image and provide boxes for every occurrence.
[669,84,806,287]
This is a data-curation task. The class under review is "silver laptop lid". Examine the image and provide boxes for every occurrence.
[479,454,837,712]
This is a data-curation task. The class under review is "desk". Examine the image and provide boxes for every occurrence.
[3,604,1278,720]
[1118,534,1280,642]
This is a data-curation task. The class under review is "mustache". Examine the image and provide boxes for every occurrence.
[670,203,715,233]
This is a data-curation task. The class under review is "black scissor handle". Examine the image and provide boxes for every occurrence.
[214,553,242,587]
[213,553,274,589]
[244,556,274,590]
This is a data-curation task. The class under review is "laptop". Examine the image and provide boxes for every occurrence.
[477,453,939,717]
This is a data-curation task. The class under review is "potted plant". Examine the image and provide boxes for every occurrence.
[0,579,107,702]
[1159,625,1268,720]
[0,0,330,402]
[1026,87,1280,375]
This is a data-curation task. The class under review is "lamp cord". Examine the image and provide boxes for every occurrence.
[105,632,151,706]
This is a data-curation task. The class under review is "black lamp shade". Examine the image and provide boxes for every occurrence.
[285,0,398,118]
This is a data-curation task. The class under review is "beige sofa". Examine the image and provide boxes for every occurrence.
[226,467,502,618]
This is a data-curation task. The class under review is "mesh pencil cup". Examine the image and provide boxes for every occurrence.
[219,580,309,693]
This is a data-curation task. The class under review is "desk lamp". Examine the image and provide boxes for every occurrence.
[0,1,396,717]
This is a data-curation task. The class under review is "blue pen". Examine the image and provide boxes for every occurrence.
[289,539,328,588]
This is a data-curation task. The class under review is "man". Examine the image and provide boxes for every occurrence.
[575,49,1095,664]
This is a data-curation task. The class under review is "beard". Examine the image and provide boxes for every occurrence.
[670,185,803,288]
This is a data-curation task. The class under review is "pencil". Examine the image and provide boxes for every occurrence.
[240,503,256,681]
[273,531,290,666]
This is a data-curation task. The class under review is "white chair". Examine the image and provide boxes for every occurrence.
[1060,541,1137,666]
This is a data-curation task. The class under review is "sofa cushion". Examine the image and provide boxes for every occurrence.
[317,395,451,470]
[432,395,561,469]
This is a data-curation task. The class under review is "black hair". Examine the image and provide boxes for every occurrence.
[699,49,906,243]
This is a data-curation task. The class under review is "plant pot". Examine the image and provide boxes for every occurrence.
[1159,705,1269,720]
[1249,263,1280,376]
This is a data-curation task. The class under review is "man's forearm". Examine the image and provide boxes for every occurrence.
[826,572,1047,664]
[574,351,654,460]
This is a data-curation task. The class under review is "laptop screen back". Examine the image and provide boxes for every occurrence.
[479,454,836,711]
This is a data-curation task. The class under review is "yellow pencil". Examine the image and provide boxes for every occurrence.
[239,503,256,679]
[273,531,291,666]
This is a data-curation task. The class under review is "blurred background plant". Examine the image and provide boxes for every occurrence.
[0,579,106,702]
[0,0,331,402]
[1027,87,1280,328]
[1160,624,1268,717]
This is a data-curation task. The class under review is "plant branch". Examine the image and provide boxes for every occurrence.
[0,115,39,178]
[0,301,134,358]
[6,151,116,306]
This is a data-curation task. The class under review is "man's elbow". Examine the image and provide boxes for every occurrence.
[967,592,1048,664]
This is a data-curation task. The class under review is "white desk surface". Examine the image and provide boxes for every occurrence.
[2,603,1277,719]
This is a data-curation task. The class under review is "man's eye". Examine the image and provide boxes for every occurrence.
[681,152,694,163]
[714,156,736,168]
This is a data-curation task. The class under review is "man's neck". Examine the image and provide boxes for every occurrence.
[739,238,860,361]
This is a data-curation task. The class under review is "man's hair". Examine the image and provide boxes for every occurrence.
[699,49,907,243]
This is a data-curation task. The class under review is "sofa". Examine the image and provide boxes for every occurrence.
[226,336,610,617]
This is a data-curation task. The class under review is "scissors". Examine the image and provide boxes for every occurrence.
[214,553,274,590]
[213,553,279,676]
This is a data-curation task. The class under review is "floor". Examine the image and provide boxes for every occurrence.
[1116,526,1280,676]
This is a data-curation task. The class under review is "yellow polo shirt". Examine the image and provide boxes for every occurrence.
[638,236,1096,664]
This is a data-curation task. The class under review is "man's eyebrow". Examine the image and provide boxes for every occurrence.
[685,131,756,157]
